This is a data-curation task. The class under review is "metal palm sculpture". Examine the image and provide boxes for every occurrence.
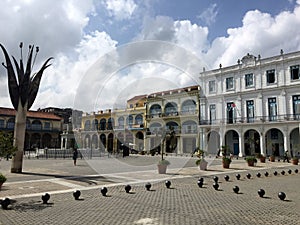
[0,43,53,173]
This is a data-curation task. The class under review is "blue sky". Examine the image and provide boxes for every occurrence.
[0,0,300,112]
[85,0,296,43]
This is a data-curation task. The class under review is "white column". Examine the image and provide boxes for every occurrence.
[238,134,244,157]
[260,132,266,156]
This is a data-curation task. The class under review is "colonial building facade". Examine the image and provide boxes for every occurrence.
[0,107,63,150]
[77,86,201,154]
[199,50,300,157]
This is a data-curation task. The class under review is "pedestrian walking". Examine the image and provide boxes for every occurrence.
[283,150,289,163]
[73,148,78,166]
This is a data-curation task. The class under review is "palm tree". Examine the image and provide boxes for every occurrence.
[0,43,52,173]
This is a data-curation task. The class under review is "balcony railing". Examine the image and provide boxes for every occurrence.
[147,110,198,119]
[200,114,300,126]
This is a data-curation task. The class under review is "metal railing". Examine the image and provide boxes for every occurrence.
[200,114,300,126]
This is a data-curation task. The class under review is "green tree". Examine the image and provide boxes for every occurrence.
[0,43,52,173]
[0,132,17,158]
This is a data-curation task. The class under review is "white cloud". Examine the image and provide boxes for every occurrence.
[103,0,137,20]
[2,1,300,113]
[197,3,218,26]
[0,0,116,110]
[207,5,300,68]
[35,30,118,110]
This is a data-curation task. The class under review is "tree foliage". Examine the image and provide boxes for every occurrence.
[0,132,17,158]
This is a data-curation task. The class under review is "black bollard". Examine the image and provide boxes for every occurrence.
[213,182,219,190]
[198,177,204,183]
[41,193,50,204]
[264,171,269,177]
[288,169,292,174]
[145,183,151,191]
[256,172,261,178]
[295,169,298,174]
[213,176,219,183]
[165,180,171,189]
[281,170,285,175]
[224,175,230,182]
[278,192,286,201]
[233,186,239,194]
[197,180,203,188]
[273,171,278,176]
[236,174,241,180]
[100,187,108,196]
[73,190,81,200]
[258,189,265,198]
[125,185,131,193]
[1,198,10,210]
[246,173,251,179]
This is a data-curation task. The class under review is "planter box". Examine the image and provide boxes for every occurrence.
[269,156,275,162]
[157,164,167,174]
[260,157,266,163]
[292,159,299,165]
[222,162,230,169]
[199,160,208,171]
[247,161,255,166]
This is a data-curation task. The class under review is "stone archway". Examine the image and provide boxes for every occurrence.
[244,129,260,156]
[290,128,300,157]
[207,131,220,156]
[225,130,239,156]
[265,128,284,156]
[135,132,144,151]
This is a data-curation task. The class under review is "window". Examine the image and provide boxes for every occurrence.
[209,104,216,124]
[209,80,216,93]
[135,114,143,125]
[7,118,15,129]
[44,122,51,130]
[266,69,276,84]
[227,102,236,124]
[290,65,300,80]
[271,129,278,139]
[107,118,113,130]
[246,100,254,123]
[118,117,124,128]
[226,77,234,90]
[293,95,300,119]
[100,119,106,130]
[268,98,277,121]
[0,119,4,128]
[245,73,254,87]
[127,115,134,126]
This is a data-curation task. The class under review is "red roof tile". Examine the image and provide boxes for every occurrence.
[0,107,63,120]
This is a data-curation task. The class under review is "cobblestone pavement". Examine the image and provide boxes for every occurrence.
[0,156,299,225]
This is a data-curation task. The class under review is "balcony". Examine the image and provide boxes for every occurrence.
[199,114,300,126]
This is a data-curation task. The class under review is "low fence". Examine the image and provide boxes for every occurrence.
[24,148,111,159]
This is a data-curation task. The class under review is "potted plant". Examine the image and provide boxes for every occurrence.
[0,173,7,190]
[292,157,299,165]
[258,154,266,163]
[157,158,170,174]
[245,156,257,166]
[268,143,276,162]
[195,148,208,171]
[222,156,231,168]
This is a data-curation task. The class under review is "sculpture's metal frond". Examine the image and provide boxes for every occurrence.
[27,57,53,110]
[0,43,20,110]
[21,45,34,107]
[12,56,22,85]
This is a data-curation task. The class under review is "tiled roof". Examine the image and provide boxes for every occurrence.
[148,85,199,97]
[0,107,63,120]
[127,94,147,102]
